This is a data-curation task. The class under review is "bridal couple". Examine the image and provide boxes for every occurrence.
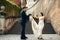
[20,7,45,40]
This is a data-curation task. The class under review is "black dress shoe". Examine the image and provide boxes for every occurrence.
[38,37,43,39]
[21,37,28,39]
[25,36,28,38]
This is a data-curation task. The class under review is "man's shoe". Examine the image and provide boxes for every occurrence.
[21,37,28,39]
[25,36,28,39]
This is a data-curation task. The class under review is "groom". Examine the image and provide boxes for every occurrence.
[20,7,31,39]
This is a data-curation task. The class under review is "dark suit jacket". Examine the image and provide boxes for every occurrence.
[20,10,29,23]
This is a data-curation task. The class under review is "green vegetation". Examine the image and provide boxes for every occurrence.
[0,0,22,16]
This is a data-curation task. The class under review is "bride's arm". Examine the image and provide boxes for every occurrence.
[40,16,45,20]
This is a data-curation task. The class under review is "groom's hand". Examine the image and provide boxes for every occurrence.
[29,16,33,22]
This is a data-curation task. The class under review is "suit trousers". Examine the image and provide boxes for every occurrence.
[21,22,26,37]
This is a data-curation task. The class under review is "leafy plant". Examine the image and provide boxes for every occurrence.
[0,0,22,16]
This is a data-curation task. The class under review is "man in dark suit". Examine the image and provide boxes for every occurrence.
[20,7,31,39]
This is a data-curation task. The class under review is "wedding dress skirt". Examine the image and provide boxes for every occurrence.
[29,16,44,38]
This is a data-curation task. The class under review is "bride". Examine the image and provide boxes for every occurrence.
[29,12,45,39]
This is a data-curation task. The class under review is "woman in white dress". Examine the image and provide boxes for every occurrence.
[29,12,45,39]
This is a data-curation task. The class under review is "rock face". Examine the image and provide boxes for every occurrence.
[25,0,60,34]
[21,0,27,7]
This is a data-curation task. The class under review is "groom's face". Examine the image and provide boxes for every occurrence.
[24,8,28,12]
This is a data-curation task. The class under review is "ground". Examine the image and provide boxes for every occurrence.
[0,34,60,40]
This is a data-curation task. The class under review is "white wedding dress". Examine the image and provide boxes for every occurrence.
[29,16,44,38]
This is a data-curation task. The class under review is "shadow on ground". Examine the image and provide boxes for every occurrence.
[7,21,56,34]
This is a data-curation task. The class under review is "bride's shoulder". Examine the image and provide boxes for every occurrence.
[39,16,45,20]
[39,16,44,18]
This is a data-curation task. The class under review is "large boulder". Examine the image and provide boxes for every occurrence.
[26,0,60,34]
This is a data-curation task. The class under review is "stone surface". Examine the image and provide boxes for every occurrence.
[51,9,60,35]
[26,0,60,34]
[0,34,60,40]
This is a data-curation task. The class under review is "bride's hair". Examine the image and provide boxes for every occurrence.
[41,12,44,16]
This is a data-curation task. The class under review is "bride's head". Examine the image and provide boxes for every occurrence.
[38,12,44,17]
[41,12,44,16]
